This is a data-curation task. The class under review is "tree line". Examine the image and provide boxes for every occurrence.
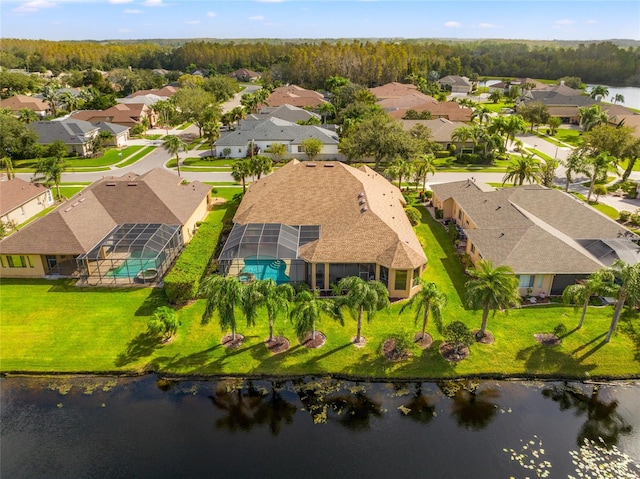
[1,38,638,87]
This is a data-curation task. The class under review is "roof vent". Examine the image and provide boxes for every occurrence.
[324,163,334,168]
[496,205,501,210]
[79,198,86,202]
[72,202,79,207]
[361,206,368,213]
[359,199,366,205]
[358,192,365,198]
[106,182,117,186]
[64,207,72,212]
[305,163,316,167]
[127,182,138,186]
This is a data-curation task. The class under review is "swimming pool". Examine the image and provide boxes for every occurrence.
[106,258,157,279]
[241,257,290,283]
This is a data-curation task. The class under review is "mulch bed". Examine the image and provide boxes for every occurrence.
[352,336,367,348]
[534,333,562,347]
[473,330,495,345]
[382,338,413,362]
[439,342,470,362]
[265,336,290,354]
[300,331,327,349]
[413,332,433,349]
[221,333,245,349]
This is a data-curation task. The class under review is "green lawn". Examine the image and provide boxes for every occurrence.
[1,203,638,378]
[13,146,144,172]
[116,146,156,168]
[184,157,236,167]
[176,122,193,130]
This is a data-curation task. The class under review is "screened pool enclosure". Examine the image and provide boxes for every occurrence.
[219,223,320,284]
[76,223,183,285]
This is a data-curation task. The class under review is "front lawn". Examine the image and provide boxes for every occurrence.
[116,146,156,168]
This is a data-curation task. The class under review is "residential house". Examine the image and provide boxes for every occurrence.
[229,68,262,82]
[245,104,321,124]
[128,86,178,98]
[438,75,473,94]
[1,177,54,228]
[265,85,327,109]
[93,121,130,147]
[214,117,341,160]
[0,168,213,284]
[219,160,427,298]
[488,78,547,94]
[401,118,470,150]
[30,119,100,157]
[431,180,639,296]
[0,94,51,118]
[71,102,155,129]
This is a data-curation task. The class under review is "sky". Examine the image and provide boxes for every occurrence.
[1,0,639,42]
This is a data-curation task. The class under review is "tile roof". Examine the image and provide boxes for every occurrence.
[233,160,426,269]
[0,168,210,255]
[0,178,51,216]
[431,181,638,273]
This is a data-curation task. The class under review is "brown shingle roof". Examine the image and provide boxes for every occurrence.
[233,160,426,269]
[266,85,326,108]
[128,86,178,98]
[0,169,210,255]
[387,101,472,122]
[369,82,422,100]
[0,178,50,216]
[0,94,50,112]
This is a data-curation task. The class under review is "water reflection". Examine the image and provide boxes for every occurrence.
[398,383,437,424]
[542,382,633,448]
[439,380,500,430]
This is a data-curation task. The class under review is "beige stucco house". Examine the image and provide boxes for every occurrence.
[431,180,639,297]
[0,168,212,284]
[219,160,427,298]
[1,177,54,228]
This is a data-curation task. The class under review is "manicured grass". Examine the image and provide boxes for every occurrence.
[144,134,163,140]
[184,157,236,167]
[176,122,193,130]
[433,155,511,172]
[209,186,243,201]
[58,186,87,198]
[116,146,156,168]
[13,147,144,172]
[1,204,638,378]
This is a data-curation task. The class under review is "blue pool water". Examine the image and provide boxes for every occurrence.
[106,258,156,279]
[242,257,290,283]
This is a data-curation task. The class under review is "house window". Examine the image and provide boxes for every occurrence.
[298,146,305,153]
[470,243,476,254]
[0,256,5,268]
[27,256,34,268]
[458,209,462,220]
[20,206,25,216]
[537,275,543,289]
[412,267,421,287]
[395,270,408,291]
[518,275,534,288]
[380,266,389,287]
[7,255,27,268]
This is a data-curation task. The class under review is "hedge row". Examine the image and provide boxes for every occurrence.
[164,202,235,304]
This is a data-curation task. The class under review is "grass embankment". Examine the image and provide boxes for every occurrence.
[1,205,638,378]
[116,146,155,168]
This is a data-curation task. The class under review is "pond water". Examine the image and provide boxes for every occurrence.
[2,376,639,478]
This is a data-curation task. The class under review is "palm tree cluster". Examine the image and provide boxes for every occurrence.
[231,155,273,192]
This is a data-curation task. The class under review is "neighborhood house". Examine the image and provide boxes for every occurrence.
[1,177,54,227]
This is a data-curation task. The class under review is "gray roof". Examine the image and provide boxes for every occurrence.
[438,75,472,86]
[255,104,321,123]
[215,117,338,147]
[117,94,164,106]
[523,91,596,107]
[431,181,639,273]
[94,121,130,136]
[30,119,98,145]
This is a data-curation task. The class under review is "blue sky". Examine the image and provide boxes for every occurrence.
[1,0,639,41]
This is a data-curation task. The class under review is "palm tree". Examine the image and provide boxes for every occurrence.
[58,91,80,113]
[488,90,504,104]
[413,154,436,191]
[562,270,616,329]
[502,115,526,150]
[162,135,187,177]
[605,260,640,343]
[584,152,614,202]
[289,289,339,343]
[451,126,473,158]
[563,151,588,192]
[249,155,272,180]
[17,108,38,124]
[0,156,14,180]
[612,94,625,105]
[41,83,60,117]
[547,116,562,135]
[502,153,539,186]
[589,85,609,101]
[317,101,336,124]
[33,144,67,200]
[465,260,521,340]
[199,275,245,343]
[579,104,609,132]
[334,277,389,344]
[399,279,447,341]
[471,106,491,125]
[231,159,252,192]
[203,120,220,158]
[537,158,559,188]
[384,157,413,190]
[256,279,295,343]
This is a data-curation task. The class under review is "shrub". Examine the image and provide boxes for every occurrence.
[435,150,450,159]
[424,190,433,199]
[405,206,421,226]
[435,208,443,219]
[163,205,231,304]
[630,214,640,226]
[619,210,632,222]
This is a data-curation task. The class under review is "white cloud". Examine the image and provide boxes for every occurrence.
[555,19,575,25]
[143,0,164,6]
[124,8,142,14]
[13,0,56,14]
[479,23,497,29]
[444,21,461,28]
[249,15,265,21]
[206,11,216,17]
[185,20,200,24]
[109,0,133,4]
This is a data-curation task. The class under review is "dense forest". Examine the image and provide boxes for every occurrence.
[1,38,638,88]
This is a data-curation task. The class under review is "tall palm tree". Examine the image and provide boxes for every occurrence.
[605,260,640,343]
[334,277,390,344]
[502,153,539,186]
[399,279,447,341]
[612,94,625,105]
[257,279,295,343]
[563,151,588,192]
[579,104,609,132]
[537,158,559,188]
[231,159,252,192]
[384,157,413,190]
[589,85,609,101]
[562,269,616,329]
[0,156,14,180]
[162,135,187,177]
[249,155,272,180]
[289,289,339,343]
[41,83,60,117]
[584,152,614,202]
[17,108,38,124]
[471,106,491,125]
[502,115,526,150]
[413,154,436,191]
[451,126,473,158]
[199,275,245,342]
[33,152,67,199]
[465,260,521,340]
[203,120,220,158]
